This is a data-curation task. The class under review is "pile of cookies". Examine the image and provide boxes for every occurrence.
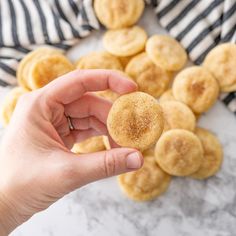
[2,0,235,202]
[107,92,223,201]
[93,0,230,202]
[1,47,75,126]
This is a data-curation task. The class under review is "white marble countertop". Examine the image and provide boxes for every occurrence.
[0,7,236,236]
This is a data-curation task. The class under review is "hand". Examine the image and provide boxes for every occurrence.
[0,70,143,235]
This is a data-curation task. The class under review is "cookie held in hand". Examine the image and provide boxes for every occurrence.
[107,92,164,150]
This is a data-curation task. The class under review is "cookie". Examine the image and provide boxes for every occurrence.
[76,51,123,70]
[118,55,136,68]
[159,89,176,103]
[142,146,155,157]
[17,47,63,90]
[172,66,219,113]
[146,35,187,71]
[160,101,196,132]
[107,92,164,150]
[118,155,171,201]
[125,53,170,97]
[71,136,106,154]
[96,90,120,102]
[194,113,201,121]
[190,127,223,179]
[28,54,74,90]
[203,43,236,92]
[155,129,203,176]
[103,136,111,150]
[103,26,147,57]
[0,87,28,126]
[94,0,144,29]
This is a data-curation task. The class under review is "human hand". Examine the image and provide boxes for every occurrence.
[0,70,143,235]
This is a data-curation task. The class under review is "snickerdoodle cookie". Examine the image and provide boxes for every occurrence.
[190,127,223,179]
[76,51,123,70]
[159,89,176,103]
[172,66,219,113]
[155,129,203,176]
[118,155,171,201]
[107,92,164,150]
[203,43,236,92]
[71,136,106,154]
[142,146,155,157]
[94,0,144,29]
[0,87,28,126]
[146,35,187,71]
[96,89,120,102]
[160,101,196,132]
[17,47,63,90]
[103,26,147,57]
[118,54,138,68]
[125,53,170,97]
[29,54,74,90]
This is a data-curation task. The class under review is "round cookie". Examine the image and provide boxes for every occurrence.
[0,87,28,126]
[159,89,176,103]
[160,101,196,132]
[107,92,164,150]
[142,146,155,157]
[28,54,74,90]
[172,66,219,113]
[118,155,171,201]
[125,53,170,97]
[203,43,236,92]
[96,89,119,102]
[71,136,106,154]
[155,129,203,176]
[17,47,63,90]
[94,0,144,29]
[146,35,187,71]
[103,136,111,150]
[76,51,123,70]
[190,127,223,179]
[118,55,136,68]
[103,26,147,57]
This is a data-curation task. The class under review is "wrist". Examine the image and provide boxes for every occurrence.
[0,191,20,235]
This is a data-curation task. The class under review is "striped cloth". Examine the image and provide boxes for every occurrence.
[0,0,236,115]
[0,0,99,86]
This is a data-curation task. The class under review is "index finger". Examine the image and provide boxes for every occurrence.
[43,69,137,104]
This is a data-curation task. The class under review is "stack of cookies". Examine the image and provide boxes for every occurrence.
[2,0,235,202]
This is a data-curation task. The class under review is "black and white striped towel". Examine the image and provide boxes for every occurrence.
[0,0,235,115]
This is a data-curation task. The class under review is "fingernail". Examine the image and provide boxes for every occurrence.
[126,152,142,169]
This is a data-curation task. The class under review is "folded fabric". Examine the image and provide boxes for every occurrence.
[0,0,235,115]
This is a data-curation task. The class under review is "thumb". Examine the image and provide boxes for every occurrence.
[60,148,143,190]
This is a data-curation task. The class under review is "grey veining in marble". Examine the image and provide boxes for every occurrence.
[0,6,235,236]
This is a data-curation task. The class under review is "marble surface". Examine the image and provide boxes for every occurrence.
[0,7,236,236]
